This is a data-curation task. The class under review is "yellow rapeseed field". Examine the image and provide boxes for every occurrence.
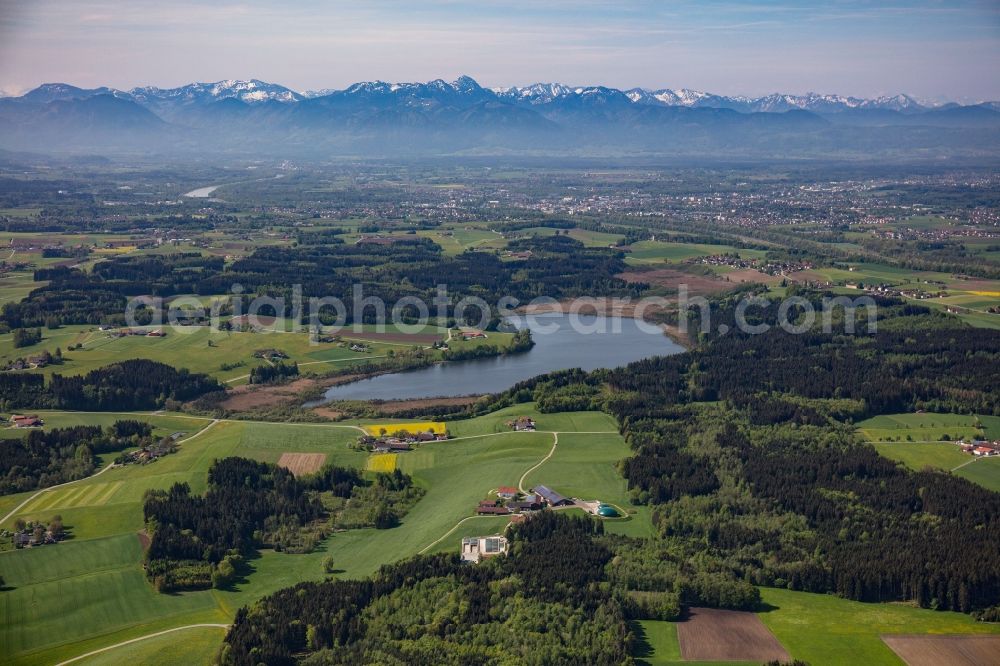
[363,421,447,436]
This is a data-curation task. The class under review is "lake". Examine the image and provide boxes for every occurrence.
[313,313,684,402]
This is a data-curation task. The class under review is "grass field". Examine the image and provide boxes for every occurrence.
[625,240,767,266]
[521,431,653,537]
[759,587,1000,665]
[873,441,972,472]
[75,625,227,666]
[447,403,618,437]
[418,228,506,255]
[0,411,204,440]
[0,418,365,538]
[0,409,638,664]
[4,405,994,664]
[0,321,442,384]
[0,533,230,665]
[0,273,43,306]
[866,415,1000,491]
[954,457,1000,492]
[798,260,1000,328]
[629,587,1000,666]
[0,417,368,664]
[506,227,625,248]
[858,412,988,442]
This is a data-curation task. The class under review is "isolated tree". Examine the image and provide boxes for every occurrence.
[48,515,63,539]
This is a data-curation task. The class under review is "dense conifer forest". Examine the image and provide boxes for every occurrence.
[0,236,642,330]
[221,514,631,665]
[0,359,221,410]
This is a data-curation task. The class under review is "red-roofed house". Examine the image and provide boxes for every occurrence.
[12,414,43,428]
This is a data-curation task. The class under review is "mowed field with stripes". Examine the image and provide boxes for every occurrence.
[1,406,639,665]
[17,480,127,514]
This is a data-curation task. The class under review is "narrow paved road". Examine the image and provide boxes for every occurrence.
[418,515,507,554]
[54,624,230,666]
[45,425,622,664]
[0,420,219,527]
[419,428,619,554]
[519,432,559,493]
[418,434,564,554]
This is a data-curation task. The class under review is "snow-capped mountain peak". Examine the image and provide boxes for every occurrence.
[128,79,302,105]
[14,77,953,116]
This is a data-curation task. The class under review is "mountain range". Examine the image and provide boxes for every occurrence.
[2,76,999,159]
[12,76,990,113]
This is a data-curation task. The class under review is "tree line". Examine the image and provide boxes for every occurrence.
[0,359,221,411]
[0,421,153,495]
[143,457,419,592]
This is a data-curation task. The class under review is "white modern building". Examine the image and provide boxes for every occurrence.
[461,535,509,563]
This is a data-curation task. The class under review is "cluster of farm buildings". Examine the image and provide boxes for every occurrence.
[476,484,619,519]
[507,417,536,431]
[9,414,43,428]
[958,439,1000,457]
[114,433,185,466]
[5,519,65,549]
[3,351,58,370]
[359,431,449,453]
[462,491,621,564]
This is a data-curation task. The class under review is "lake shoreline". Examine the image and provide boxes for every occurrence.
[514,298,692,349]
[310,313,685,403]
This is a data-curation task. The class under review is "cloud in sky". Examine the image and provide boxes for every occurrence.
[0,0,998,99]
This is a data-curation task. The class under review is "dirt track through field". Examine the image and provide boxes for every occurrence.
[676,607,790,662]
[277,452,327,476]
[882,634,1000,666]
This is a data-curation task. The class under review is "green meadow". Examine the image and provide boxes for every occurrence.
[0,273,43,307]
[873,441,970,471]
[0,324,425,384]
[3,405,997,664]
[625,240,767,265]
[76,626,228,666]
[857,412,988,442]
[862,413,1000,491]
[759,587,1000,665]
[630,588,1000,666]
[447,402,618,437]
[0,408,643,664]
[954,457,1000,492]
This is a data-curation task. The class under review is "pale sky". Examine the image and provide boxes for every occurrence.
[1,0,998,100]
